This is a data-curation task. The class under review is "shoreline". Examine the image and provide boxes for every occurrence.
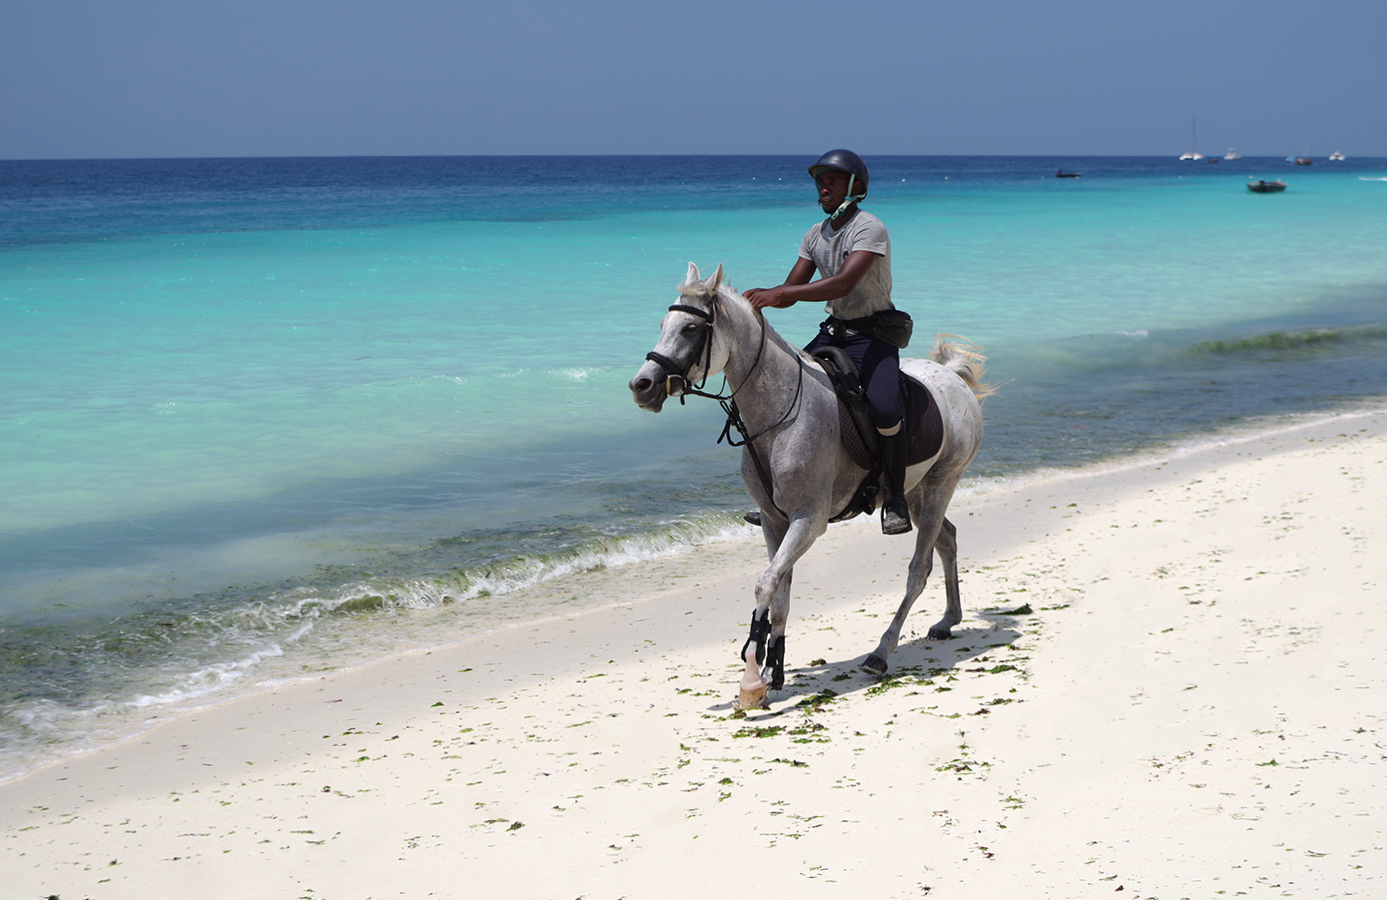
[3,406,1384,897]
[5,401,1379,786]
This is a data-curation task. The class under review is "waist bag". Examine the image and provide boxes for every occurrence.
[837,309,913,349]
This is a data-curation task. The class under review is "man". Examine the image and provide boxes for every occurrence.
[745,149,913,535]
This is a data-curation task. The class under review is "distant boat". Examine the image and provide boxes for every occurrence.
[1294,157,1313,165]
[1248,179,1287,193]
[1056,169,1081,178]
[1329,151,1346,161]
[1224,149,1241,160]
[1179,118,1204,160]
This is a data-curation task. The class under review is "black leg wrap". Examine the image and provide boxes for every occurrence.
[740,608,771,666]
[764,635,786,691]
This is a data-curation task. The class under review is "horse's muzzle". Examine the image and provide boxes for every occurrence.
[628,360,670,412]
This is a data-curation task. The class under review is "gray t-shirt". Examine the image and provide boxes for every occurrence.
[798,209,893,320]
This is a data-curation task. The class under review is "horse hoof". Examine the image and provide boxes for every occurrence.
[736,686,770,711]
[927,625,953,641]
[858,655,888,677]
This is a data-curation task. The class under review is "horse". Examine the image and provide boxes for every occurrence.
[628,263,990,710]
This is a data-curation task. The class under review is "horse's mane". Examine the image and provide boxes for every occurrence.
[676,279,802,360]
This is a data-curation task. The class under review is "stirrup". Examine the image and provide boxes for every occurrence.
[744,510,763,526]
[881,495,912,535]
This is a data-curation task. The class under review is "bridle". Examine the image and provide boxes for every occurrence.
[643,290,806,517]
[644,302,717,400]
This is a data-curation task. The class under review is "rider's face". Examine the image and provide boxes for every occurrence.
[816,170,851,213]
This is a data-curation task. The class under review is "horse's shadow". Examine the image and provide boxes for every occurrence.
[706,608,1028,716]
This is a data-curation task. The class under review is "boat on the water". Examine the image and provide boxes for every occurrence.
[1329,151,1346,161]
[1224,148,1242,160]
[1248,179,1287,193]
[1056,169,1081,178]
[1294,157,1313,165]
[1179,118,1204,160]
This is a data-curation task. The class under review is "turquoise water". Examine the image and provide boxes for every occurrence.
[3,155,1386,776]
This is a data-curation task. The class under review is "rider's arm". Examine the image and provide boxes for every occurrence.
[744,258,815,309]
[745,250,878,311]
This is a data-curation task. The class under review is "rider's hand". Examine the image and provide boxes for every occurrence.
[745,287,783,311]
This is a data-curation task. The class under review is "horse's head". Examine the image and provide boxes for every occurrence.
[629,262,728,412]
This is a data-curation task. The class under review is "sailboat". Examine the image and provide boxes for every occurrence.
[1224,148,1242,160]
[1179,119,1204,160]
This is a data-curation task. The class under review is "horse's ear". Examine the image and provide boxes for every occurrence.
[706,263,724,292]
[684,262,701,287]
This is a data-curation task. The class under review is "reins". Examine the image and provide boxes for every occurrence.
[645,291,806,517]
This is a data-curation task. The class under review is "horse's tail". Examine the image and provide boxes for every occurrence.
[930,334,999,401]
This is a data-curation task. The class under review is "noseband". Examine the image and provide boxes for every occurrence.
[645,301,716,401]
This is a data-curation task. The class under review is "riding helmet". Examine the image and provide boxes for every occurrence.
[808,149,869,200]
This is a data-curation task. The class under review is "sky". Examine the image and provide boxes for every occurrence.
[4,0,1386,159]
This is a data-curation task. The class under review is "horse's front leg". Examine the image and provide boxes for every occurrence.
[758,569,792,690]
[736,569,793,710]
[735,514,823,710]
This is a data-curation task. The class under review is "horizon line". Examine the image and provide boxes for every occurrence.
[3,151,1379,164]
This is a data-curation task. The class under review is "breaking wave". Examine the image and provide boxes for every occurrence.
[1191,322,1387,355]
[0,512,751,781]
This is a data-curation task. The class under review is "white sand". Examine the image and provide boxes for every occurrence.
[3,410,1385,899]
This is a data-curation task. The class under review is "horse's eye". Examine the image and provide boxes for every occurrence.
[681,323,701,334]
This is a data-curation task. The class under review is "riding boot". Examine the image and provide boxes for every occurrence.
[744,510,763,527]
[880,430,912,535]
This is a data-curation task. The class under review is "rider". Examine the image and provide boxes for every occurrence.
[745,149,913,535]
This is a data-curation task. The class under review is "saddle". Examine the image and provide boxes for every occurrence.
[810,347,944,523]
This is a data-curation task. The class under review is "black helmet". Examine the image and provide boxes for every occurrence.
[808,149,869,201]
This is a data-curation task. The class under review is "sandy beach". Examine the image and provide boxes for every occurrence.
[3,408,1384,899]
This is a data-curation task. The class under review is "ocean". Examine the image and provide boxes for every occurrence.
[3,154,1386,778]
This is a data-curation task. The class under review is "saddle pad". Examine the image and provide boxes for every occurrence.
[905,376,945,465]
[835,375,944,470]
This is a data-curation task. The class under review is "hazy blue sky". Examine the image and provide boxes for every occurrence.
[4,0,1384,159]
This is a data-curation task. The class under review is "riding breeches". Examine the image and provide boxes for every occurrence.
[804,324,902,431]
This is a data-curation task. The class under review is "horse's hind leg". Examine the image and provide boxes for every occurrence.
[860,480,961,676]
[929,517,962,640]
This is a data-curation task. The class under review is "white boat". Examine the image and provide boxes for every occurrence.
[1224,148,1241,160]
[1179,119,1204,160]
[1329,151,1346,161]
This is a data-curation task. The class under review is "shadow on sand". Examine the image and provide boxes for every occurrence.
[705,604,1033,718]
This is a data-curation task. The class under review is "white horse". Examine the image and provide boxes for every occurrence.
[629,263,990,709]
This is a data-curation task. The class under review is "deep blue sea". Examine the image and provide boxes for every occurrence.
[3,154,1386,777]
